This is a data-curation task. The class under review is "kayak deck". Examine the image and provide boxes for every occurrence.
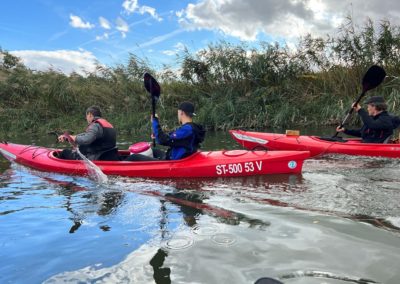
[230,130,400,158]
[0,142,309,177]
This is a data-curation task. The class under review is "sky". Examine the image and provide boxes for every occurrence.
[1,0,399,75]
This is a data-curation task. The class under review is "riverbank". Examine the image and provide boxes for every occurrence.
[1,19,399,137]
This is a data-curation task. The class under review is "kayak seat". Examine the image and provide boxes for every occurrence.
[98,147,119,161]
[124,148,166,161]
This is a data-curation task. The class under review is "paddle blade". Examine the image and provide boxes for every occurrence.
[143,72,161,99]
[362,65,386,92]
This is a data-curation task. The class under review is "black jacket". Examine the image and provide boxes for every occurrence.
[77,118,117,160]
[344,109,393,143]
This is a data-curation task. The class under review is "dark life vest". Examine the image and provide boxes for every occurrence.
[166,122,206,159]
[79,118,117,155]
[392,115,400,129]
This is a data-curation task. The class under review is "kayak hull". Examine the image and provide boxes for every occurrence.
[0,142,309,177]
[229,130,400,158]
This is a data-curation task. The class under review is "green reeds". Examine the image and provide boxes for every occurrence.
[0,17,399,136]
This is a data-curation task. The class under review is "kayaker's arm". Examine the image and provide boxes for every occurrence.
[75,124,103,145]
[358,109,393,130]
[152,118,192,146]
[152,117,173,146]
[343,128,362,137]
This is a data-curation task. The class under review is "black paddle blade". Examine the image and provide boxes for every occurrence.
[143,72,160,99]
[362,65,386,92]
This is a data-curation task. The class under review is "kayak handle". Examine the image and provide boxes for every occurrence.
[222,150,249,157]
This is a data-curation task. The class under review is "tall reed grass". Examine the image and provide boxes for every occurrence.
[0,18,399,136]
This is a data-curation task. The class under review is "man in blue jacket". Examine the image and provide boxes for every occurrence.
[336,96,393,143]
[152,102,205,160]
[126,102,205,161]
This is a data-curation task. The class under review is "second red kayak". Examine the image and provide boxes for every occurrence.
[0,142,309,178]
[230,130,400,158]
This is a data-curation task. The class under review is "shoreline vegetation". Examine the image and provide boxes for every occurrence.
[0,18,399,137]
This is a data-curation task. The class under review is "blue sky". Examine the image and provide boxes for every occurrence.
[1,0,398,75]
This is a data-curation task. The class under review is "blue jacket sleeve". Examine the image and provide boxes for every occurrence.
[152,118,193,146]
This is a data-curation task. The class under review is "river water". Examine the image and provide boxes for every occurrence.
[0,128,399,284]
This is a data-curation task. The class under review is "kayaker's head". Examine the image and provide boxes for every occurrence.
[85,106,102,124]
[365,96,387,116]
[178,102,196,124]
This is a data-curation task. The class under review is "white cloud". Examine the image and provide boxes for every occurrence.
[99,16,111,30]
[122,0,162,21]
[136,29,184,49]
[10,49,98,76]
[96,33,109,41]
[116,17,129,38]
[176,10,184,18]
[162,50,176,56]
[178,0,400,41]
[69,14,95,29]
[122,0,139,13]
[138,6,162,21]
[162,42,187,56]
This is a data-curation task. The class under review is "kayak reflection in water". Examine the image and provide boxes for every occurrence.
[336,96,396,143]
[57,106,119,161]
[126,102,206,161]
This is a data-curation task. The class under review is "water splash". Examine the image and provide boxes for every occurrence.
[75,148,108,184]
[279,270,379,284]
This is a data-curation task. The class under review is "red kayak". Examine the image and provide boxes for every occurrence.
[230,130,400,158]
[0,142,309,177]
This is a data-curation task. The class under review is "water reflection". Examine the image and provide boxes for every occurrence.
[149,248,171,284]
[1,131,400,283]
[0,158,10,174]
[41,177,125,234]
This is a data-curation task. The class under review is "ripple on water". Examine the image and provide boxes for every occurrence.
[191,224,219,236]
[163,235,194,250]
[211,233,237,246]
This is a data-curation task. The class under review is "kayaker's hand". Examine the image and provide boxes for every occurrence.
[151,133,155,139]
[151,114,159,122]
[336,126,345,132]
[352,103,361,112]
[59,134,76,143]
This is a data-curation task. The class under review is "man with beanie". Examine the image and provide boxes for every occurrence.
[336,96,393,143]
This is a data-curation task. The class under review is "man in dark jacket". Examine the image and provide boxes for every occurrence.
[58,106,118,160]
[336,96,393,143]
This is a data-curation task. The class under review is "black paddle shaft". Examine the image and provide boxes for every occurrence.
[333,65,386,137]
[144,73,161,147]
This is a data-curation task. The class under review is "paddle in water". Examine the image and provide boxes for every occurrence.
[332,65,386,138]
[61,132,108,184]
[144,72,161,147]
